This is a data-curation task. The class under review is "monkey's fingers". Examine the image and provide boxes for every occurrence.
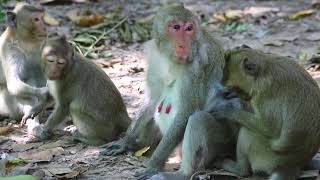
[20,115,30,127]
[100,144,127,156]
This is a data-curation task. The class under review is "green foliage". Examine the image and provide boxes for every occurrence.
[0,9,5,23]
[218,21,251,32]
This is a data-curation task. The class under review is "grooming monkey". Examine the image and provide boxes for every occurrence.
[31,36,131,145]
[0,3,49,124]
[213,48,320,180]
[103,4,242,179]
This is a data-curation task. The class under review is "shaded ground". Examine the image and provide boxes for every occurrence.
[1,0,320,179]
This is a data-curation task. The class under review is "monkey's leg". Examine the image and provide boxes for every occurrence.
[31,104,68,140]
[72,130,106,146]
[152,111,236,179]
[0,89,21,120]
[217,128,251,177]
[71,112,116,146]
[269,167,300,180]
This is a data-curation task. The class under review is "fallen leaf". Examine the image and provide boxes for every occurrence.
[43,13,59,26]
[96,58,122,68]
[66,9,105,27]
[18,147,64,162]
[244,6,279,17]
[46,167,73,176]
[134,146,150,157]
[225,10,244,20]
[77,14,105,27]
[0,127,12,135]
[40,0,72,4]
[12,142,43,152]
[212,13,227,22]
[288,9,315,20]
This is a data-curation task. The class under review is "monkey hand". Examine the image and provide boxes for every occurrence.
[100,138,130,156]
[39,87,50,102]
[32,124,52,140]
[134,168,159,180]
[21,105,44,126]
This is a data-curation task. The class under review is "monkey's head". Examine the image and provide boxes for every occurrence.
[153,4,199,64]
[6,3,47,40]
[41,36,74,80]
[224,49,267,94]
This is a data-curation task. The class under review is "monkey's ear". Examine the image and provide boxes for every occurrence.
[6,12,17,27]
[242,58,260,77]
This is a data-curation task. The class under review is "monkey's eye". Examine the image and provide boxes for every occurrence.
[186,24,193,31]
[173,24,181,30]
[46,55,57,62]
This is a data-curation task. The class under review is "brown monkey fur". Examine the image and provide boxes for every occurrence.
[32,36,130,146]
[0,3,48,124]
[103,4,242,180]
[214,48,320,180]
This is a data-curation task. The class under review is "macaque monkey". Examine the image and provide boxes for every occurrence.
[32,36,131,146]
[102,4,242,179]
[0,3,48,123]
[213,48,320,179]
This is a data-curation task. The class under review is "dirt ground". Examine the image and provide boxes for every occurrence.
[1,0,320,179]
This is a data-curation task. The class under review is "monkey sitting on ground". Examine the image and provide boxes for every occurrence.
[102,4,243,180]
[31,36,131,145]
[0,3,49,124]
[212,48,320,180]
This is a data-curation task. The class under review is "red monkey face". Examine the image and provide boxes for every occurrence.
[167,19,195,64]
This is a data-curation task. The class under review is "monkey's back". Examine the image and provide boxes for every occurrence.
[61,55,130,134]
[247,51,320,172]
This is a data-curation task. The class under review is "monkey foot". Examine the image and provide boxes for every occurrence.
[100,138,128,156]
[32,124,51,140]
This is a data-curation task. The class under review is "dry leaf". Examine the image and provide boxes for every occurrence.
[77,14,105,27]
[44,13,60,26]
[134,146,150,157]
[243,7,279,17]
[225,10,244,20]
[66,9,105,27]
[18,147,64,162]
[46,167,73,176]
[288,9,315,20]
[0,127,12,135]
[212,13,227,22]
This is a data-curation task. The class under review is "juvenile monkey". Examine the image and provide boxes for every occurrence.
[214,48,320,179]
[0,3,48,122]
[32,36,131,145]
[103,4,242,179]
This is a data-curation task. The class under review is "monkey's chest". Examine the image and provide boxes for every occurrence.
[154,86,180,134]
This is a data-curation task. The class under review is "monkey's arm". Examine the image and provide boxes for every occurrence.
[44,103,69,129]
[5,52,48,99]
[32,104,68,140]
[213,108,272,138]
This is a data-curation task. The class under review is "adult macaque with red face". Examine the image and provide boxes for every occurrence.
[103,4,243,179]
[0,3,49,126]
